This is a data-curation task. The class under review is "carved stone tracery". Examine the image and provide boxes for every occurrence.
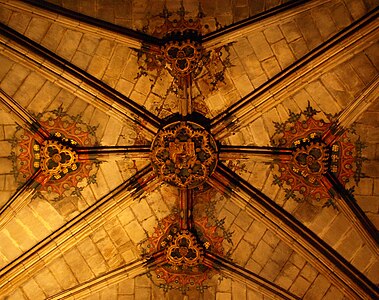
[39,139,78,180]
[291,139,329,184]
[150,121,218,189]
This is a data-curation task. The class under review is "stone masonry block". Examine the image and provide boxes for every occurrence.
[5,218,37,252]
[289,275,311,298]
[271,39,295,69]
[303,274,330,300]
[295,12,323,50]
[27,81,61,113]
[25,17,51,42]
[0,55,14,82]
[289,38,309,59]
[300,263,318,283]
[322,213,351,247]
[125,219,146,244]
[8,12,31,34]
[336,229,363,262]
[232,239,253,266]
[63,247,94,283]
[311,8,337,39]
[21,278,46,300]
[41,23,66,51]
[14,72,46,106]
[34,268,62,297]
[264,26,284,44]
[351,244,374,272]
[0,230,22,262]
[232,280,246,300]
[56,29,83,61]
[261,56,281,78]
[1,63,31,97]
[244,220,266,246]
[48,257,78,290]
[247,32,273,61]
[78,34,100,55]
[280,21,301,43]
[330,3,353,29]
[251,240,274,266]
[322,286,344,300]
[260,260,281,281]
[234,209,253,231]
[118,277,135,294]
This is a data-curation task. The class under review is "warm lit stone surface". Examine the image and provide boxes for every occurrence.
[0,0,378,299]
[151,121,218,188]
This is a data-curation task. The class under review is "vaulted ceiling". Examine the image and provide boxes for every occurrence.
[0,0,378,299]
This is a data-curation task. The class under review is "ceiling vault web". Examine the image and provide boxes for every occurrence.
[0,165,157,296]
[0,0,377,298]
[0,22,162,138]
[208,163,379,299]
[204,252,300,300]
[47,259,148,300]
[202,0,317,48]
[3,0,161,50]
[210,8,379,140]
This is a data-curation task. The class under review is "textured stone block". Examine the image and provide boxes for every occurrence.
[8,12,31,34]
[289,275,311,297]
[1,63,30,97]
[280,21,302,43]
[304,274,330,300]
[34,268,62,297]
[42,23,66,51]
[244,220,266,246]
[21,278,46,300]
[271,39,295,69]
[247,32,273,61]
[264,26,284,44]
[125,220,146,244]
[25,17,51,42]
[251,240,274,266]
[48,257,78,289]
[27,81,61,113]
[295,12,323,50]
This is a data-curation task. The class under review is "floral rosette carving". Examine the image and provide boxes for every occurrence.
[143,214,224,293]
[150,121,218,189]
[271,103,364,206]
[10,108,99,200]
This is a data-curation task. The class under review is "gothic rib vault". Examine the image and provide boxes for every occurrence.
[0,0,378,299]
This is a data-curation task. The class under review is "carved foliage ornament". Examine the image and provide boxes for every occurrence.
[10,109,98,199]
[143,213,225,293]
[271,103,364,206]
[150,121,218,189]
[39,138,78,180]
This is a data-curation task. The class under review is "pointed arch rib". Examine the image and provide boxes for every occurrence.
[0,23,162,139]
[204,252,300,300]
[207,163,379,300]
[77,145,151,161]
[323,172,379,256]
[219,145,292,162]
[0,169,41,230]
[47,259,148,300]
[0,88,49,140]
[210,8,379,140]
[0,164,158,297]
